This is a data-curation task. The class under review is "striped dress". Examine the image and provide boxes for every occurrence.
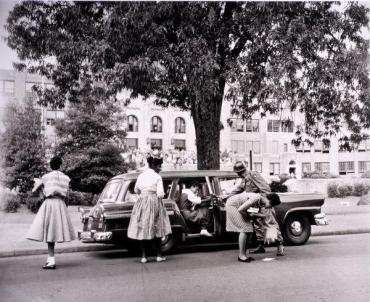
[27,171,76,243]
[225,192,261,233]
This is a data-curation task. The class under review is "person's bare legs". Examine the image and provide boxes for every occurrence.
[140,241,147,263]
[47,242,55,258]
[155,238,166,262]
[238,232,248,260]
[43,242,56,268]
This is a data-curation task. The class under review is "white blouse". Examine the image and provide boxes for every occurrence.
[134,168,164,198]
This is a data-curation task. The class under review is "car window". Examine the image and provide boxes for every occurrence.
[125,181,139,203]
[218,177,240,195]
[100,181,122,203]
[173,177,210,202]
[123,179,173,203]
[163,179,173,199]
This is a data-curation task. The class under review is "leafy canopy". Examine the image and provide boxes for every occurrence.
[5,1,370,167]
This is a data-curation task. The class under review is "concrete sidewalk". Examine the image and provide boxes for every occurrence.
[1,198,370,258]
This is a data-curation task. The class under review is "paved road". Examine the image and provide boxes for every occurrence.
[1,234,370,302]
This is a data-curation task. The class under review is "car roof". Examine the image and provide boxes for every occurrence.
[110,170,239,181]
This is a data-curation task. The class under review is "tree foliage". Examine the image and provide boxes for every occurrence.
[0,98,47,192]
[6,1,370,169]
[54,95,127,193]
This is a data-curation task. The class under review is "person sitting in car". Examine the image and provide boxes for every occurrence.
[178,182,212,237]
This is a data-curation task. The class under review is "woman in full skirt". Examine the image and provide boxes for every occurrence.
[127,152,172,263]
[27,156,75,269]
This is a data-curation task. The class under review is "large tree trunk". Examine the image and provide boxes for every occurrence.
[191,92,223,170]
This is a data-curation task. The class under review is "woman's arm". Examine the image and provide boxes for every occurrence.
[237,193,260,213]
[156,177,165,199]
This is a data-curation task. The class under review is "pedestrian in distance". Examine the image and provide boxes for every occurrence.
[27,156,76,269]
[127,151,172,263]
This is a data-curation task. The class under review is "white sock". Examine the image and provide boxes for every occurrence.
[47,257,55,265]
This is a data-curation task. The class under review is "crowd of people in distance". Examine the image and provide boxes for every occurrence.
[120,148,240,171]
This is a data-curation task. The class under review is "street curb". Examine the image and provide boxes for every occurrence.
[0,244,122,258]
[1,229,370,259]
[311,229,370,237]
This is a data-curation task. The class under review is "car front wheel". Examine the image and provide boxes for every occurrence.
[282,214,311,245]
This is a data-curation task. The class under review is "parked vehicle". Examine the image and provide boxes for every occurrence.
[78,170,328,252]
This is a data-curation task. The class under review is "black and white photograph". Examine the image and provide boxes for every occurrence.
[0,0,369,301]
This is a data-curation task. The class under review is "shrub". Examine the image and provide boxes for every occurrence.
[270,181,288,193]
[353,183,369,197]
[0,187,20,212]
[327,182,338,198]
[22,191,44,213]
[361,171,370,178]
[5,194,21,213]
[68,191,96,206]
[337,184,353,198]
[303,170,338,179]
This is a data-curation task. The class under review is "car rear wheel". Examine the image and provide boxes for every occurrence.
[161,231,181,253]
[282,214,311,245]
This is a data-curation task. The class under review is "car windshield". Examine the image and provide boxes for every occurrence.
[100,181,121,203]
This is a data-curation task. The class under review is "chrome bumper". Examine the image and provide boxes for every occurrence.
[78,230,113,242]
[314,213,328,225]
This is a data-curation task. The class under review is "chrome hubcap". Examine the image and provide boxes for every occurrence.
[290,221,302,235]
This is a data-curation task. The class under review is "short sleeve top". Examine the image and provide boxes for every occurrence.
[134,168,164,198]
[40,171,70,198]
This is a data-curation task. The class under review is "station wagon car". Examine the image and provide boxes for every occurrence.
[78,170,328,252]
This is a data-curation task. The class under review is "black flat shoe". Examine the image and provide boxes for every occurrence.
[42,263,56,270]
[246,257,255,261]
[238,257,252,263]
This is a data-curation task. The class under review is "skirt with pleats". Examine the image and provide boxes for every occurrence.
[26,198,76,243]
[127,192,172,240]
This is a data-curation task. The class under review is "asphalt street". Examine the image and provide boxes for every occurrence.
[0,234,369,302]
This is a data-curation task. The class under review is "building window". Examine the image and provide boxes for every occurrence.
[358,140,370,152]
[314,162,330,173]
[150,139,162,150]
[246,141,260,154]
[230,118,244,132]
[127,115,138,132]
[125,138,138,150]
[46,118,55,126]
[339,161,355,175]
[304,143,311,153]
[174,139,186,150]
[246,119,259,132]
[174,117,186,133]
[272,141,279,154]
[323,143,330,153]
[267,120,280,132]
[269,163,280,175]
[254,162,262,173]
[25,82,40,94]
[296,142,311,153]
[283,143,288,152]
[302,162,311,173]
[151,116,162,133]
[3,80,15,95]
[359,161,370,173]
[231,140,245,154]
[281,120,294,132]
[314,140,322,152]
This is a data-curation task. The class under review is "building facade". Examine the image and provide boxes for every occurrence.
[1,69,369,179]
